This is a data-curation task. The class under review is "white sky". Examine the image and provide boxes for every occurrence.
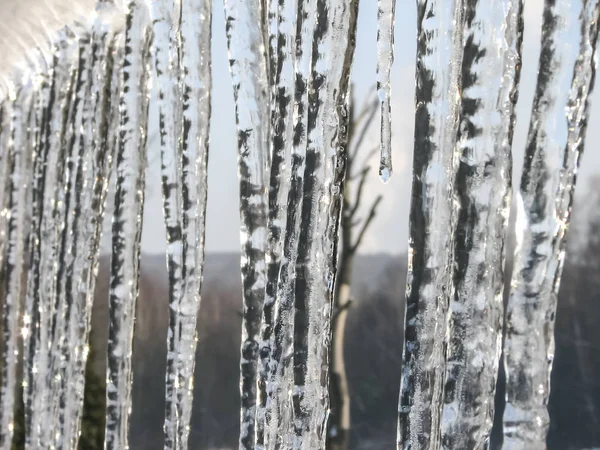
[2,0,600,255]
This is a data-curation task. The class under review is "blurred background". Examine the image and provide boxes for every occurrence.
[2,0,600,448]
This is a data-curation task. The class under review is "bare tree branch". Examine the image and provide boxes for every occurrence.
[349,167,369,220]
[351,195,383,253]
[349,97,378,162]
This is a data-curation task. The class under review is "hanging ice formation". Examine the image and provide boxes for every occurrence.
[440,0,523,448]
[398,1,467,447]
[503,0,600,448]
[149,0,212,448]
[0,0,598,448]
[377,0,396,183]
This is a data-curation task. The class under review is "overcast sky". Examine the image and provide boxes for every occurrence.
[2,0,600,255]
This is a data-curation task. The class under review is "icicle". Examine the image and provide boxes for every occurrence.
[148,1,185,446]
[306,2,358,449]
[259,0,318,447]
[256,0,297,447]
[397,1,466,449]
[28,30,79,447]
[0,85,34,450]
[376,0,396,183]
[149,0,213,447]
[284,0,358,448]
[104,2,150,448]
[59,9,122,447]
[173,0,212,447]
[47,28,94,448]
[223,0,270,448]
[440,0,523,448]
[23,57,55,448]
[502,1,600,448]
[0,103,12,277]
[21,66,48,441]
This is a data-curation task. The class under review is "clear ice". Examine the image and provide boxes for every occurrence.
[398,1,466,448]
[376,0,396,182]
[503,0,600,448]
[441,0,523,448]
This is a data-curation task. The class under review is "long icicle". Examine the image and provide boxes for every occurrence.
[23,45,58,448]
[306,1,359,449]
[104,2,150,448]
[0,103,13,286]
[22,68,49,443]
[397,0,466,448]
[290,0,358,447]
[32,30,79,447]
[261,0,318,447]
[502,1,600,448]
[0,85,33,450]
[174,0,212,447]
[148,1,185,446]
[257,0,297,446]
[60,9,121,447]
[440,0,523,447]
[223,0,270,448]
[376,0,396,182]
[50,28,93,447]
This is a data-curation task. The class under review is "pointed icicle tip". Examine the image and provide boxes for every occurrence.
[379,163,392,184]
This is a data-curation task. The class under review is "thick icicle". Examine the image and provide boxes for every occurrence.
[256,0,297,446]
[260,0,318,447]
[289,0,358,447]
[104,2,150,448]
[306,1,358,448]
[440,0,523,448]
[223,0,270,447]
[502,1,600,448]
[0,86,33,450]
[376,0,396,183]
[397,0,466,448]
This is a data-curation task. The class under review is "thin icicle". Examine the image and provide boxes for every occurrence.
[21,69,48,440]
[256,0,297,446]
[148,1,185,446]
[151,0,213,447]
[503,1,600,448]
[171,0,212,445]
[174,0,213,447]
[223,0,270,448]
[23,56,55,448]
[104,2,150,448]
[0,103,12,280]
[440,0,523,448]
[376,0,396,183]
[0,86,33,450]
[398,0,466,448]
